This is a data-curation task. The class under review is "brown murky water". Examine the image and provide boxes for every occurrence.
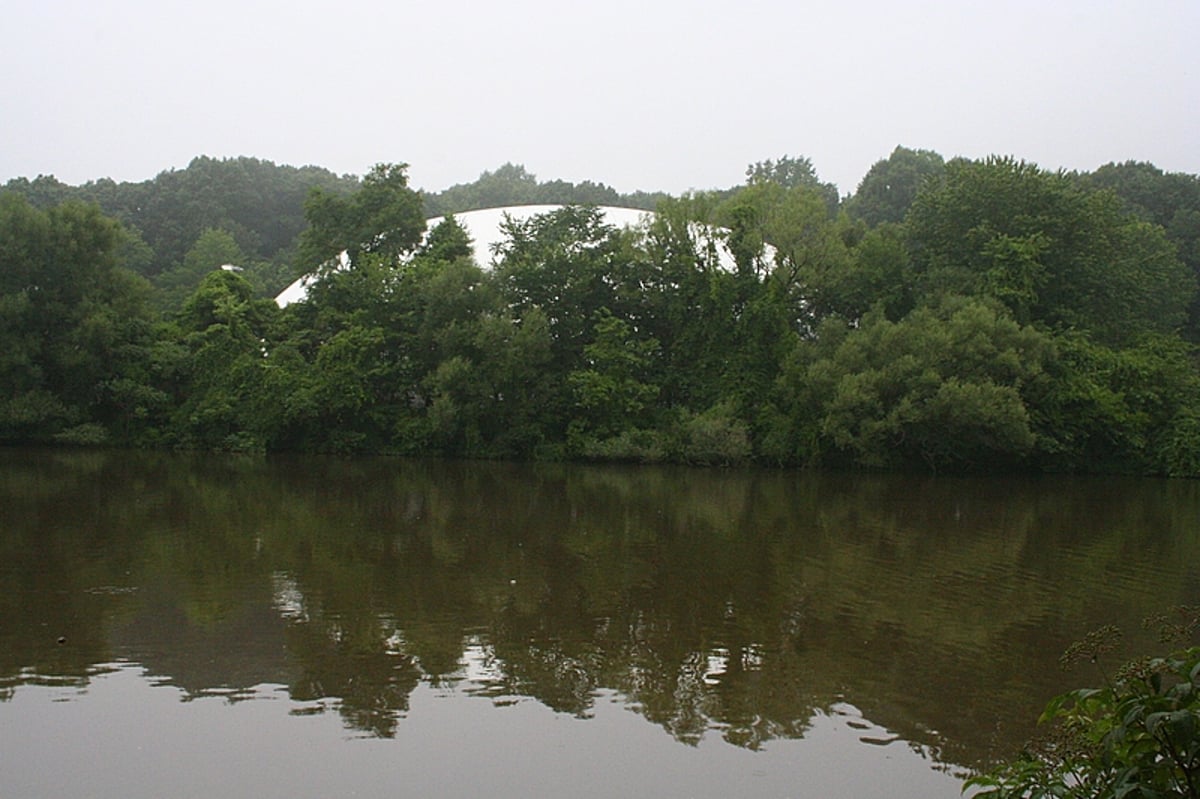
[1,449,1197,798]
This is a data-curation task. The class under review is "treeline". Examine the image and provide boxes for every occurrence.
[422,162,668,217]
[3,157,358,303]
[2,149,1199,474]
[1,157,661,308]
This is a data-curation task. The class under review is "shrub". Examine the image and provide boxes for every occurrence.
[967,611,1200,798]
[673,403,753,466]
[52,423,110,446]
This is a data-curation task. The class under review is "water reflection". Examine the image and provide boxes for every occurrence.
[1,449,1197,774]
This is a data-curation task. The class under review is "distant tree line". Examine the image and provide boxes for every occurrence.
[1,157,665,309]
[422,162,669,218]
[2,149,1199,475]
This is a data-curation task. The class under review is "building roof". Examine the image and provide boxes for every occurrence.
[275,204,752,307]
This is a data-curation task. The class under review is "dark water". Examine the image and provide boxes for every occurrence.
[1,449,1197,798]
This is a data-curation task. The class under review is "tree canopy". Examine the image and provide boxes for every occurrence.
[2,149,1197,475]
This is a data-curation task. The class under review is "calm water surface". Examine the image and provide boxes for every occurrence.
[1,449,1197,798]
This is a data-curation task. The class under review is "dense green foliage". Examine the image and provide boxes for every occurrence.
[2,151,1198,474]
[422,162,667,217]
[2,157,360,306]
[1,157,665,310]
[845,145,946,227]
[0,195,163,445]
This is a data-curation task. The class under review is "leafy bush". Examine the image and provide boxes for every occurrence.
[572,427,669,463]
[967,611,1200,798]
[52,423,109,446]
[1162,409,1200,478]
[672,403,753,466]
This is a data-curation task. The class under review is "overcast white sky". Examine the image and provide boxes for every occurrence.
[2,0,1196,197]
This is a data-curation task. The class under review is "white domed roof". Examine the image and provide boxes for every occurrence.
[428,204,653,267]
[275,204,750,307]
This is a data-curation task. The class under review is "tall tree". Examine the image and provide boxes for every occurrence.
[846,145,945,227]
[423,163,636,217]
[745,155,840,214]
[168,269,280,450]
[0,195,160,443]
[1083,161,1200,340]
[489,206,642,441]
[906,156,1195,344]
[297,163,425,272]
[567,309,661,444]
[632,193,730,410]
[492,205,629,363]
[155,228,248,311]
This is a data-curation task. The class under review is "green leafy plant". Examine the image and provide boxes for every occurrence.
[967,609,1200,798]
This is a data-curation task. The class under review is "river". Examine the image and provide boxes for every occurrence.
[1,449,1197,798]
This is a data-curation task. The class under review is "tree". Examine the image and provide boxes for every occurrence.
[487,206,639,440]
[2,174,71,208]
[266,247,423,452]
[1,157,361,277]
[745,155,839,213]
[718,178,857,331]
[1083,161,1200,341]
[567,309,661,445]
[155,228,248,311]
[422,163,635,217]
[431,162,539,213]
[1028,332,1200,476]
[845,145,945,227]
[492,205,630,361]
[709,180,854,415]
[828,222,913,323]
[907,156,1195,344]
[631,193,730,410]
[271,206,559,456]
[168,269,280,450]
[416,215,473,263]
[1085,161,1200,229]
[297,163,426,272]
[0,195,161,443]
[763,297,1051,471]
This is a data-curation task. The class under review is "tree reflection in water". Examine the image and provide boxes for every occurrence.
[0,449,1197,771]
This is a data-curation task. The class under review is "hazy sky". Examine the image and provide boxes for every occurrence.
[3,0,1196,196]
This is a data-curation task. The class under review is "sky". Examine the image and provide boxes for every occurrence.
[2,0,1197,197]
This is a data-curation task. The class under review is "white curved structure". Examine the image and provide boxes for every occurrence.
[429,204,652,267]
[275,204,752,307]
